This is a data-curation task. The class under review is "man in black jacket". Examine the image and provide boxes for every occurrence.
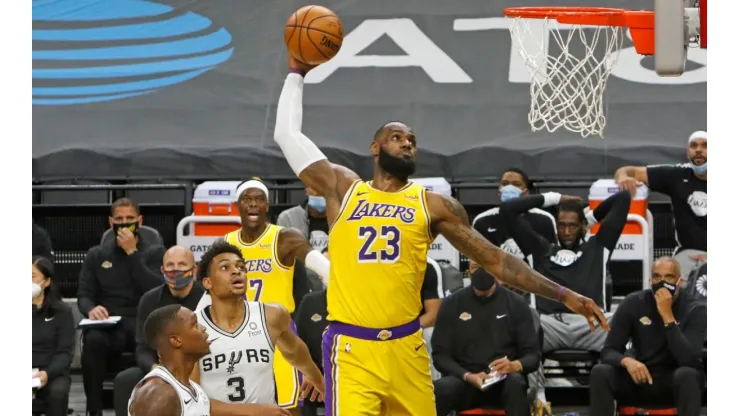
[499,190,632,352]
[432,268,540,416]
[590,257,707,416]
[76,198,165,416]
[111,245,205,416]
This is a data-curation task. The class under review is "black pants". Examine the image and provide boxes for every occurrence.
[434,373,529,416]
[114,367,146,416]
[589,364,706,416]
[34,375,71,416]
[81,325,135,411]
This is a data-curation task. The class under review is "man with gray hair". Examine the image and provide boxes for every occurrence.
[614,131,707,278]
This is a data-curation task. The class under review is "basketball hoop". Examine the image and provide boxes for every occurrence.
[503,7,654,137]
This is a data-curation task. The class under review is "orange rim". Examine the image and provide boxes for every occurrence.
[503,6,656,55]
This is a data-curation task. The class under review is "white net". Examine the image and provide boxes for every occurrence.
[507,16,624,137]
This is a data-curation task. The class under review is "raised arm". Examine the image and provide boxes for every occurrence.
[272,61,359,226]
[128,378,180,416]
[499,194,559,259]
[277,227,330,284]
[427,191,609,331]
[265,302,325,402]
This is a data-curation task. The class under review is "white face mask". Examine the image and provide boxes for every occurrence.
[32,283,42,298]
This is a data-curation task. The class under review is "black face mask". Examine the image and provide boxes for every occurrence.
[113,222,140,237]
[471,268,496,292]
[378,147,416,181]
[651,280,677,297]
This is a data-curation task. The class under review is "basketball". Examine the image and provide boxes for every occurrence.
[284,5,343,66]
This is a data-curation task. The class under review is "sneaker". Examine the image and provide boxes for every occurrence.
[531,400,552,416]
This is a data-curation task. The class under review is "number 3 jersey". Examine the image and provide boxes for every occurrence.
[196,300,276,405]
[328,180,434,329]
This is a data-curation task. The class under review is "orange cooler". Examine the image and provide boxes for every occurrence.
[192,181,243,236]
[588,179,648,235]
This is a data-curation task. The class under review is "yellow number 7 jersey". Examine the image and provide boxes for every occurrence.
[224,224,297,313]
[327,180,433,329]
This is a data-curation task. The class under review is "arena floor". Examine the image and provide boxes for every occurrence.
[65,375,706,416]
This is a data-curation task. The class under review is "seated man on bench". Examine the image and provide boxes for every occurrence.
[432,268,540,416]
[590,257,707,416]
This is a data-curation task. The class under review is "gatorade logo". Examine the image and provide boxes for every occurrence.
[33,0,234,105]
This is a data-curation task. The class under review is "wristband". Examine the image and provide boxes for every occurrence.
[288,68,305,77]
[557,286,567,302]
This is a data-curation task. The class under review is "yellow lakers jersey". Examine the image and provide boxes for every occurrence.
[328,180,434,328]
[224,224,297,312]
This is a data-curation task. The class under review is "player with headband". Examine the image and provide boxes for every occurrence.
[199,178,330,414]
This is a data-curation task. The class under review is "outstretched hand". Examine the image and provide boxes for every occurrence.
[563,290,610,332]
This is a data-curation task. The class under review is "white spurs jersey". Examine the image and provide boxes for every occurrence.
[197,300,276,405]
[128,365,210,416]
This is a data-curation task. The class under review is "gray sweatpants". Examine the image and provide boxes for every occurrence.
[541,312,613,353]
[528,312,614,392]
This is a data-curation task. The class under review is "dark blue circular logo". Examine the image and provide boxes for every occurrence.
[33,0,234,105]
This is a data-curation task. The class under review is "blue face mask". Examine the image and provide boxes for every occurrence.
[307,196,326,213]
[500,185,523,202]
[690,162,707,175]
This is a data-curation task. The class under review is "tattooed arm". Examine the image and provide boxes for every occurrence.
[426,191,610,331]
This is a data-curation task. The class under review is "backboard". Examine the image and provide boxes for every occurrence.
[654,0,705,76]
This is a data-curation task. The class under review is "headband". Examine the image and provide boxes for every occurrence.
[236,180,269,200]
[688,130,707,144]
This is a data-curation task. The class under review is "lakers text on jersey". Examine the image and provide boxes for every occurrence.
[128,366,210,416]
[224,224,296,312]
[328,180,434,329]
[197,301,276,405]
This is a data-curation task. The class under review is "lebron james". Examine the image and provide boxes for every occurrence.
[272,54,609,415]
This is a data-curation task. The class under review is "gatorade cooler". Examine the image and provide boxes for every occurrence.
[192,181,243,236]
[588,179,649,261]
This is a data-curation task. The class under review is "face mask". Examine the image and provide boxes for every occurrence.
[470,269,495,292]
[113,222,140,237]
[307,196,326,213]
[378,147,416,180]
[164,268,195,291]
[32,283,42,298]
[651,280,677,297]
[690,162,707,175]
[500,185,523,202]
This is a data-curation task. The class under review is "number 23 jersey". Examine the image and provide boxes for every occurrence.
[328,180,434,329]
[196,301,276,405]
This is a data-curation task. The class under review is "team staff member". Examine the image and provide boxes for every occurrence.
[614,131,707,277]
[473,168,557,269]
[499,190,631,346]
[32,256,75,416]
[590,257,707,416]
[77,198,165,416]
[113,246,205,416]
[432,268,540,416]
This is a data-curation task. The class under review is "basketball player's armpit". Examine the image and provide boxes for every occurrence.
[300,160,360,201]
[129,379,180,416]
